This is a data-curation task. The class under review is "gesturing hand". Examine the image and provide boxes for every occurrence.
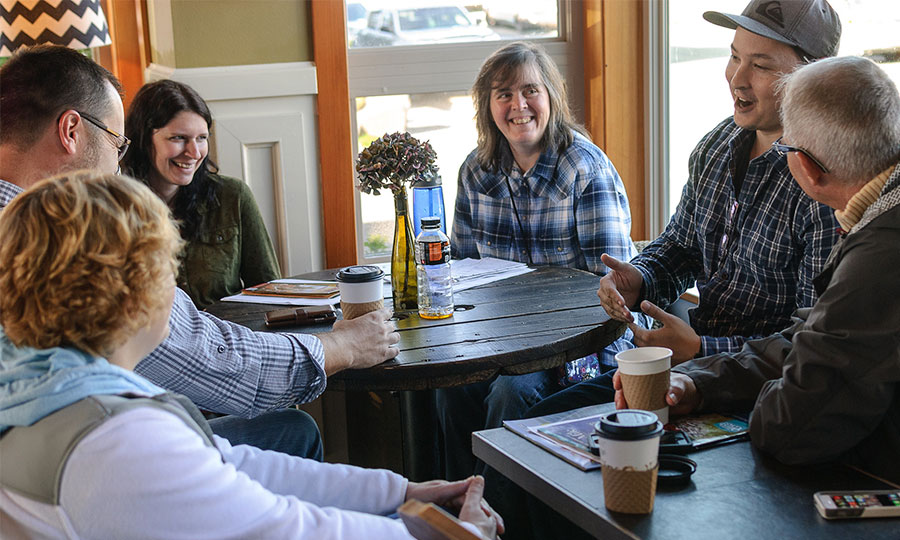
[597,253,643,323]
[628,300,701,365]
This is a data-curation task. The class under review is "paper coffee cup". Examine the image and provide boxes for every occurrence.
[615,347,672,424]
[335,266,384,320]
[593,409,663,514]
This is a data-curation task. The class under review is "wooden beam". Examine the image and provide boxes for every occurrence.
[311,0,357,268]
[583,0,647,241]
[96,0,150,110]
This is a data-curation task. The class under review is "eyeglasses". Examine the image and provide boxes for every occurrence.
[78,111,131,161]
[771,138,829,173]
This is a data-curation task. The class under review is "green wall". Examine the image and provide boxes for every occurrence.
[169,0,312,68]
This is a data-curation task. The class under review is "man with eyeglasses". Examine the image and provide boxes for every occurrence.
[0,45,401,461]
[631,55,900,485]
[526,0,844,422]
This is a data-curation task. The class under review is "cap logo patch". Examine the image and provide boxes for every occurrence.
[755,1,785,28]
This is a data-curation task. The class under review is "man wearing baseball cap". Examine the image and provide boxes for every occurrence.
[526,0,844,424]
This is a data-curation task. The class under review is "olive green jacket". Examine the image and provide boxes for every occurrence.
[179,173,281,308]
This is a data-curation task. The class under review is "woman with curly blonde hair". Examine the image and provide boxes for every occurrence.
[0,173,502,539]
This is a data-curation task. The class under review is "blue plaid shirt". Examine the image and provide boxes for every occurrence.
[452,132,647,375]
[634,118,840,356]
[0,179,327,418]
[452,132,638,274]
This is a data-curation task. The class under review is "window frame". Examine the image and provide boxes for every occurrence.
[347,0,583,264]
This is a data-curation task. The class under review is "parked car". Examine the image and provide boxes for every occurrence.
[482,1,558,31]
[347,2,369,45]
[354,4,500,47]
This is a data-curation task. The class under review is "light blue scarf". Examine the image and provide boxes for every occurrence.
[0,328,164,433]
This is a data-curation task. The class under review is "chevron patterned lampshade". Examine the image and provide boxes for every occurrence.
[1,0,111,56]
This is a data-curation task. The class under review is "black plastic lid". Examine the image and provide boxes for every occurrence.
[657,454,697,487]
[335,265,384,283]
[594,410,663,441]
[411,172,442,188]
[420,216,441,229]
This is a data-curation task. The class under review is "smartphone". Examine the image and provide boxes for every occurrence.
[814,490,900,519]
[264,306,337,328]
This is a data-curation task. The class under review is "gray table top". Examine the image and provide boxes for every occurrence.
[206,265,625,391]
[474,416,899,540]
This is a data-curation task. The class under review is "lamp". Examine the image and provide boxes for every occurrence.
[1,0,112,56]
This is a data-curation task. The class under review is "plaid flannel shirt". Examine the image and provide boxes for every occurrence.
[451,131,638,274]
[451,132,647,375]
[1,179,327,419]
[634,117,840,356]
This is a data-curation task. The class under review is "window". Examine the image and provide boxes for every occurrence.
[656,0,900,226]
[347,1,579,264]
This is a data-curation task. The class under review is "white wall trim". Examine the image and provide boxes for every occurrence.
[145,61,318,101]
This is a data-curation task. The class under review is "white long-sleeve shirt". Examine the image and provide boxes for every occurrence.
[1,406,416,539]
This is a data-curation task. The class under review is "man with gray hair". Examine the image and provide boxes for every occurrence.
[632,56,900,483]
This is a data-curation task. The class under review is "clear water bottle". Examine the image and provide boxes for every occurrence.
[416,216,454,319]
[412,172,447,238]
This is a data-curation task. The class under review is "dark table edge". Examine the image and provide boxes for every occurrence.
[328,319,626,392]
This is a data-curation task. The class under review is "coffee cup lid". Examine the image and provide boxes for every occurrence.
[594,410,663,441]
[336,265,384,283]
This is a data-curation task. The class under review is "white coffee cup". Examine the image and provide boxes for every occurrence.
[335,266,385,320]
[615,347,672,424]
[593,409,664,514]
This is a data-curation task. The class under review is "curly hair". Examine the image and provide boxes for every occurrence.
[0,172,183,357]
[472,41,588,172]
[121,79,219,240]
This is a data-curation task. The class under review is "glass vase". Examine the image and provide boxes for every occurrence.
[391,187,418,311]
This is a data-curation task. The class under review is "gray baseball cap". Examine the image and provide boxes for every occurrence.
[704,0,841,60]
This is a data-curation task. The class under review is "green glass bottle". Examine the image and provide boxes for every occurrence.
[391,187,418,311]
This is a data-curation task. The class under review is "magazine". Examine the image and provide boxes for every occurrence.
[505,403,750,471]
[503,404,612,471]
[243,281,340,298]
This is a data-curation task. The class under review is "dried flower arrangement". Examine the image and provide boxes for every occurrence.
[356,132,438,196]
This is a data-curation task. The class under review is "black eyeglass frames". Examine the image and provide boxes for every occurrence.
[77,111,131,161]
[771,138,830,173]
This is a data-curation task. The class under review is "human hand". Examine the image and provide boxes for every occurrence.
[597,253,643,323]
[319,308,399,375]
[628,300,701,365]
[405,479,469,510]
[457,476,504,539]
[613,370,700,416]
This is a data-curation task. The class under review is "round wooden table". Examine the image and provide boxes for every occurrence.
[206,265,625,390]
[206,265,625,479]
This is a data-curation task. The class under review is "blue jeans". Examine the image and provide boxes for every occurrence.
[435,370,562,480]
[208,408,323,461]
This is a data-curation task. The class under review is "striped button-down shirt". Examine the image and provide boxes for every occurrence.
[0,178,326,418]
[635,118,840,356]
[0,179,22,210]
[451,131,638,274]
[135,288,327,418]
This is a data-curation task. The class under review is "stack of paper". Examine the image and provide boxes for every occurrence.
[449,257,533,292]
